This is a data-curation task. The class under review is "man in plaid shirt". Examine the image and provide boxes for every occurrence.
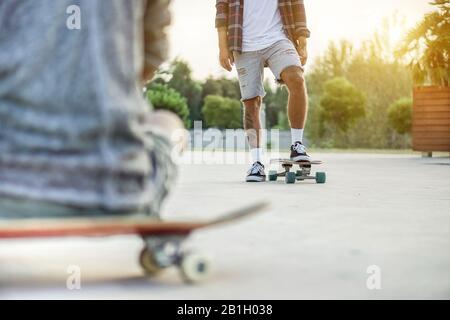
[216,0,312,182]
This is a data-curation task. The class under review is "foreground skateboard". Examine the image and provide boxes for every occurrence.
[0,202,268,283]
[269,159,326,184]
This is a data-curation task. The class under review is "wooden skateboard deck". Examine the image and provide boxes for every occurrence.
[0,202,269,283]
[0,202,267,239]
[268,158,326,184]
[270,158,323,166]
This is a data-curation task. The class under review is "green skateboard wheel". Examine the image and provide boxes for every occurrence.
[268,170,278,181]
[315,172,326,184]
[296,170,303,177]
[285,172,296,184]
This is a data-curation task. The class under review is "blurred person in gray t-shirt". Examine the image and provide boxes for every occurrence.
[0,0,182,218]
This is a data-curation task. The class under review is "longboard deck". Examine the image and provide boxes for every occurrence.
[0,202,269,239]
[270,158,323,166]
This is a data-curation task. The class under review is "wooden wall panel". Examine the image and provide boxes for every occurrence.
[412,86,450,152]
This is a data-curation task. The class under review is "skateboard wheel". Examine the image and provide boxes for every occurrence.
[285,172,296,184]
[315,172,326,184]
[139,247,163,276]
[296,170,303,177]
[180,253,211,284]
[268,170,278,181]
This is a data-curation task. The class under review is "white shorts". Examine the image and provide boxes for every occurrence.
[233,39,303,101]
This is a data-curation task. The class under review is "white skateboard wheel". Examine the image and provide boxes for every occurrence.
[180,253,212,283]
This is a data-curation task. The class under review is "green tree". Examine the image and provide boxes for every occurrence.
[387,98,413,135]
[202,95,242,129]
[146,83,190,128]
[320,77,366,133]
[396,0,450,86]
[202,77,241,101]
[158,59,203,124]
[264,82,289,129]
[305,16,413,149]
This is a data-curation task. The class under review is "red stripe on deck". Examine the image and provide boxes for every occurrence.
[0,223,204,239]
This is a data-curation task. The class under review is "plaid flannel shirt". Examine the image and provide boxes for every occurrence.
[215,0,310,53]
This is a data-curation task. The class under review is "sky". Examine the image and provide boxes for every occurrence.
[167,0,432,80]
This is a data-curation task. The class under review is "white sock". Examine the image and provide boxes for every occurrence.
[250,148,263,163]
[291,128,304,145]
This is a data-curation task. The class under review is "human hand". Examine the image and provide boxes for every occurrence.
[219,48,234,72]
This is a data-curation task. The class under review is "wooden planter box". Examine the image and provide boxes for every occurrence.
[412,86,450,156]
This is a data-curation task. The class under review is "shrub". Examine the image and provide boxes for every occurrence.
[202,95,242,129]
[146,83,190,128]
[320,77,366,132]
[388,98,413,135]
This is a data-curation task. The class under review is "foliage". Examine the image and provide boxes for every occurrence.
[146,83,190,128]
[396,0,450,86]
[387,98,413,135]
[305,14,413,148]
[202,77,241,101]
[152,58,203,125]
[264,82,289,129]
[202,95,242,129]
[320,77,366,132]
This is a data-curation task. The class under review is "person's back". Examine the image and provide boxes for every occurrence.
[0,0,180,217]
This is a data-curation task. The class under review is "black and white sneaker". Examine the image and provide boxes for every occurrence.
[246,161,266,182]
[290,141,311,162]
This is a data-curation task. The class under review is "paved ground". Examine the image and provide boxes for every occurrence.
[0,152,449,299]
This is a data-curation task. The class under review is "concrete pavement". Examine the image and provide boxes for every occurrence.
[0,152,449,299]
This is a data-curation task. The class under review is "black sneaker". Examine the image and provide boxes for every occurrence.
[290,141,311,162]
[246,161,266,182]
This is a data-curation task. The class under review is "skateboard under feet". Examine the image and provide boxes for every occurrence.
[268,159,326,184]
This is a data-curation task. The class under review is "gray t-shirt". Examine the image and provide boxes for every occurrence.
[0,0,170,211]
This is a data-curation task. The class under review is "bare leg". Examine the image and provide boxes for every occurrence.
[281,66,308,129]
[243,96,262,148]
[243,96,266,181]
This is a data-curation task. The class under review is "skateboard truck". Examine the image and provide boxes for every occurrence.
[140,235,211,283]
